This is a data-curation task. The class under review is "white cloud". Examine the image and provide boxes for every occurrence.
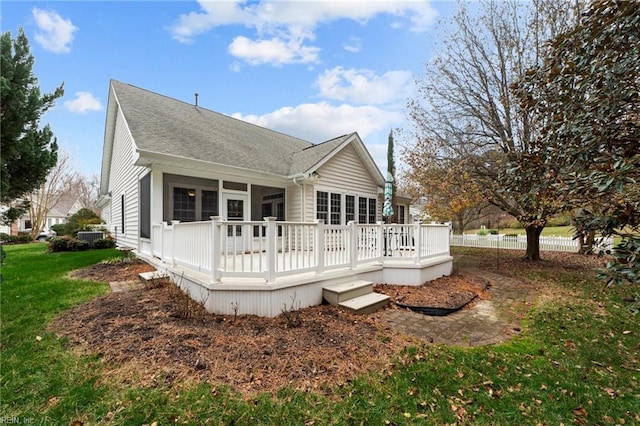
[32,8,77,54]
[342,36,362,53]
[228,35,320,65]
[231,101,402,144]
[315,67,413,105]
[63,91,102,113]
[169,1,437,65]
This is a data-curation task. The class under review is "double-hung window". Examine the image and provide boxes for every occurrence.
[330,193,341,225]
[316,191,328,223]
[345,195,355,223]
[358,197,367,223]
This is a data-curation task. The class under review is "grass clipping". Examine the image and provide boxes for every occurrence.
[50,277,414,395]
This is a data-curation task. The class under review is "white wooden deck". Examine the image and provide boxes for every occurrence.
[138,219,453,317]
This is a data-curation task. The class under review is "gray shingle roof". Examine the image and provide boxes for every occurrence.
[111,80,326,176]
[288,133,353,175]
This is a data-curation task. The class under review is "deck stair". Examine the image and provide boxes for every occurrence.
[323,280,390,314]
[139,270,169,283]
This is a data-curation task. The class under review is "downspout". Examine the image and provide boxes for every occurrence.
[293,177,304,222]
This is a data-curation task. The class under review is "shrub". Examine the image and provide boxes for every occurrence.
[0,233,33,244]
[477,229,488,236]
[93,238,116,249]
[48,236,90,252]
[50,223,70,236]
[488,229,498,235]
[71,239,90,251]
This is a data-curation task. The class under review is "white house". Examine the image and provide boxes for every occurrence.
[98,80,452,317]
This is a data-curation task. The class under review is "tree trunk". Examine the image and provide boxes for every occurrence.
[578,230,596,254]
[524,225,544,260]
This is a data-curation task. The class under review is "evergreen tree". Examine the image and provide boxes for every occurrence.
[1,27,63,225]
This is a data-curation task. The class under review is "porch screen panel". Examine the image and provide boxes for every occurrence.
[346,195,355,223]
[316,191,328,223]
[173,187,196,222]
[201,190,218,221]
[330,193,341,225]
[139,173,151,238]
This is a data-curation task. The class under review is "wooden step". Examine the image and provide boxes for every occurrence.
[339,292,390,315]
[323,280,373,305]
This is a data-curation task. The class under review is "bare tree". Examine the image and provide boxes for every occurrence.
[406,0,584,260]
[70,173,100,214]
[28,152,76,238]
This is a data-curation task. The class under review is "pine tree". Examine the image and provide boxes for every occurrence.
[1,27,64,224]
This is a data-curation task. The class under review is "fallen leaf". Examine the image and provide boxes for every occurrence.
[573,406,588,417]
[36,335,42,341]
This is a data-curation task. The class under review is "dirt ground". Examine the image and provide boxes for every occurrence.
[53,251,609,394]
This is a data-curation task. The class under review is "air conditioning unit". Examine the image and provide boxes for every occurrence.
[77,231,104,248]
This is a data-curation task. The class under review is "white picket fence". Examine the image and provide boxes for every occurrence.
[450,234,613,253]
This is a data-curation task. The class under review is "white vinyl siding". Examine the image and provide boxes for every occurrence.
[315,143,381,223]
[107,107,147,248]
[316,144,379,196]
[287,183,315,222]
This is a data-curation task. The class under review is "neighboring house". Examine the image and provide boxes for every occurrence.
[17,194,82,233]
[97,80,389,254]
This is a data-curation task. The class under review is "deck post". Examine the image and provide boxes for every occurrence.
[264,217,277,283]
[377,221,385,262]
[160,222,168,262]
[210,216,222,283]
[315,219,325,273]
[414,223,422,265]
[348,221,358,270]
[170,220,180,266]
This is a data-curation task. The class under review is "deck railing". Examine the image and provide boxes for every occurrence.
[149,218,450,283]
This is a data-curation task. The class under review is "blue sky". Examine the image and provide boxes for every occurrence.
[2,1,455,177]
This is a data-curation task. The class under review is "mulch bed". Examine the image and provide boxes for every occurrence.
[375,273,491,310]
[69,258,156,282]
[51,259,498,394]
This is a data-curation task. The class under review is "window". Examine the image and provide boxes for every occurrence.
[368,198,377,224]
[223,181,247,191]
[121,194,125,233]
[358,197,367,223]
[226,199,244,236]
[346,195,355,223]
[139,173,151,238]
[173,187,196,222]
[398,205,406,224]
[330,193,341,225]
[321,192,376,225]
[316,191,328,223]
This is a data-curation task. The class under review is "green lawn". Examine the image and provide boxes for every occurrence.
[1,244,638,425]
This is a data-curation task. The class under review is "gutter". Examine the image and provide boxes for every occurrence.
[290,172,320,222]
